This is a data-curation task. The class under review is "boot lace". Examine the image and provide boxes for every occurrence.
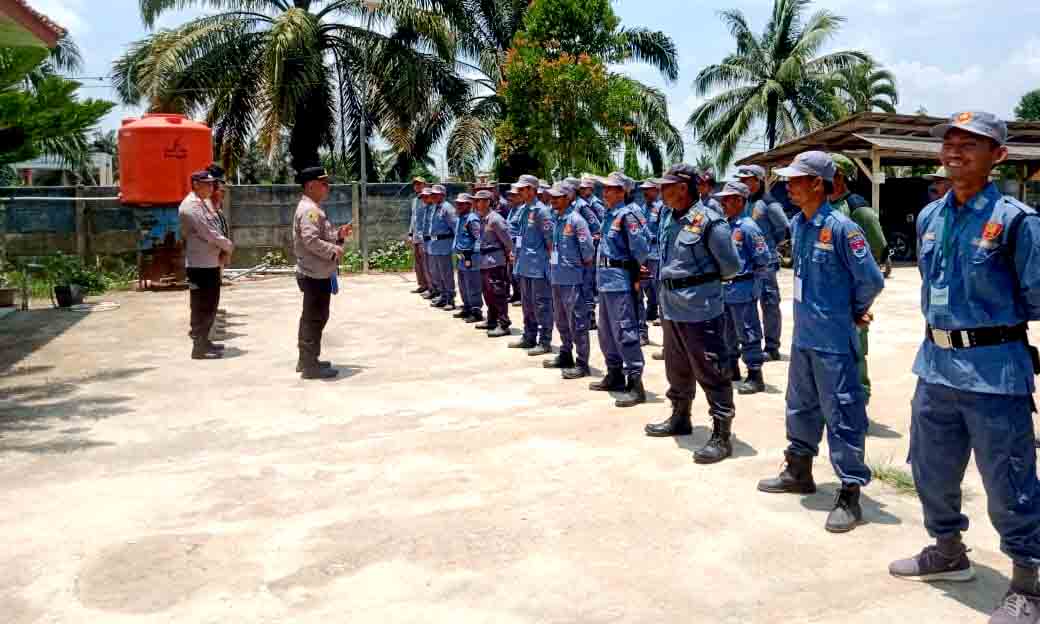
[997,592,1037,618]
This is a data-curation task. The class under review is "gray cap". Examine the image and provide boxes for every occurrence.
[608,171,636,192]
[419,187,434,196]
[579,178,597,189]
[714,181,750,199]
[650,163,698,186]
[431,184,447,195]
[923,167,949,180]
[774,151,836,182]
[563,177,581,188]
[547,183,569,198]
[736,164,766,180]
[456,193,473,204]
[474,190,493,200]
[596,173,628,188]
[516,174,540,188]
[931,111,1007,145]
[640,180,659,190]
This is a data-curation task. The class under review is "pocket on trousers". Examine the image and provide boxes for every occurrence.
[619,318,639,346]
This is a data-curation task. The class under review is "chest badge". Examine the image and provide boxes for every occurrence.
[819,227,832,244]
[692,213,705,227]
[733,229,744,242]
[982,222,1003,241]
[564,223,574,236]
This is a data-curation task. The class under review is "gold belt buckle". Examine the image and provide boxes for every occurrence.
[932,329,953,349]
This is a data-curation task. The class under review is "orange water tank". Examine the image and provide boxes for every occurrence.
[118,114,213,204]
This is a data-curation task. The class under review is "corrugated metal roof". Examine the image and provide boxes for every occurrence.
[854,134,1040,161]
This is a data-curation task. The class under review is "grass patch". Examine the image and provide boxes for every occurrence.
[869,459,918,497]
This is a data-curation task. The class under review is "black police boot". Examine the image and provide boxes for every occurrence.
[652,350,665,361]
[466,311,483,324]
[453,307,469,318]
[191,338,223,360]
[757,451,817,494]
[421,290,438,300]
[615,374,647,408]
[737,368,766,395]
[475,319,494,329]
[411,286,427,294]
[589,367,626,392]
[694,418,733,464]
[487,326,510,338]
[644,399,693,437]
[589,317,597,331]
[509,338,536,349]
[990,566,1040,624]
[296,360,332,373]
[640,335,650,347]
[825,484,865,533]
[729,362,742,382]
[431,298,447,308]
[765,348,782,362]
[562,364,591,380]
[301,365,339,380]
[543,351,575,369]
[527,344,552,357]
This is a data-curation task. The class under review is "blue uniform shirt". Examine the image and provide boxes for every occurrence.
[515,201,553,279]
[701,195,723,214]
[574,196,602,236]
[596,201,650,292]
[588,195,606,223]
[454,210,482,271]
[550,206,595,286]
[725,215,770,304]
[414,201,431,246]
[642,199,665,261]
[913,183,1040,395]
[790,202,884,354]
[747,191,790,266]
[426,201,457,256]
[658,202,739,322]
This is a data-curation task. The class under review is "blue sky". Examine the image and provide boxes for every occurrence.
[32,0,1040,169]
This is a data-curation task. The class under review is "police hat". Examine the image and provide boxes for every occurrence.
[456,192,473,204]
[206,164,226,183]
[474,190,493,200]
[650,163,698,186]
[774,151,836,182]
[296,166,330,185]
[931,111,1008,146]
[736,164,766,181]
[191,170,216,183]
[430,184,447,195]
[714,181,750,199]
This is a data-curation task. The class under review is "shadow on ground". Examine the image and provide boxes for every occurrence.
[0,309,87,374]
[932,560,1010,617]
[799,482,902,526]
[673,425,759,459]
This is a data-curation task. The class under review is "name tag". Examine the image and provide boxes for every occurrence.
[550,251,559,265]
[793,276,803,302]
[930,285,949,307]
[514,236,522,249]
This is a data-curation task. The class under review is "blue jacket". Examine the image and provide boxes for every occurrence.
[454,210,482,271]
[588,195,606,223]
[746,191,790,266]
[425,201,457,256]
[574,196,602,236]
[658,202,739,322]
[596,201,650,292]
[791,202,884,354]
[414,200,431,245]
[641,199,665,261]
[479,212,513,270]
[515,201,553,279]
[724,215,770,304]
[913,183,1040,395]
[550,206,595,286]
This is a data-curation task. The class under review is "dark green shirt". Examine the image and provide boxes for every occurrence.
[832,192,887,263]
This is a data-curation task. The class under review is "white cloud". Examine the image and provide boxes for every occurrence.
[27,0,89,35]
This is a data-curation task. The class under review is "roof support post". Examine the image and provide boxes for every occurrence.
[871,146,882,216]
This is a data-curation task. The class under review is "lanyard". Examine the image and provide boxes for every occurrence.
[939,201,972,275]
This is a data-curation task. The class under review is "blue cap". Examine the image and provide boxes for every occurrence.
[295,166,329,185]
[736,164,766,180]
[931,110,1007,145]
[714,181,750,199]
[456,193,473,203]
[774,151,836,182]
[596,173,629,189]
[516,174,540,188]
[474,190,493,200]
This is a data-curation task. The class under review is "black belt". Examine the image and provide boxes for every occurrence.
[722,273,755,285]
[662,273,721,290]
[598,258,633,269]
[425,234,453,241]
[926,324,1027,350]
[480,246,502,253]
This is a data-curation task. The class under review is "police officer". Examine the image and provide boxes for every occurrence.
[179,169,234,360]
[452,193,484,323]
[697,169,723,213]
[292,166,352,379]
[505,184,526,305]
[578,177,603,329]
[925,167,952,202]
[416,187,439,301]
[887,112,1040,624]
[736,164,790,361]
[830,154,887,405]
[474,189,514,338]
[544,182,596,379]
[637,180,664,344]
[408,177,432,295]
[716,181,770,395]
[566,176,603,241]
[756,151,884,533]
[589,173,651,408]
[644,164,741,463]
[425,184,458,311]
[510,174,555,356]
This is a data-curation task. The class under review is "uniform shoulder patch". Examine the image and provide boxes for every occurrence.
[627,215,641,234]
[848,230,868,258]
[982,222,1003,241]
[308,210,320,223]
[612,216,623,231]
[753,234,767,254]
[564,223,574,235]
[692,213,705,227]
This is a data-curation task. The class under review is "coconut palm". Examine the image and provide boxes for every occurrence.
[441,0,683,178]
[112,0,469,175]
[688,0,868,169]
[829,59,898,115]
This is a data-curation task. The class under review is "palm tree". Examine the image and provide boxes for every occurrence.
[688,0,867,168]
[442,0,683,178]
[829,59,898,115]
[112,0,468,175]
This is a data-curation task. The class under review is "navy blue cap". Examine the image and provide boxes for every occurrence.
[296,166,330,185]
[191,170,216,183]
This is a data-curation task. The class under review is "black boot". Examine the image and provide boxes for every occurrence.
[430,298,446,308]
[589,367,626,392]
[825,484,864,533]
[527,344,552,356]
[206,341,225,352]
[191,338,222,360]
[411,286,427,294]
[561,364,590,380]
[644,399,693,437]
[543,351,575,369]
[475,319,494,330]
[466,311,483,324]
[453,308,469,319]
[615,373,647,408]
[301,365,339,380]
[296,360,332,373]
[757,451,817,494]
[421,290,437,300]
[509,338,536,349]
[694,418,733,464]
[487,326,510,338]
[765,348,782,361]
[737,368,766,395]
[729,362,742,382]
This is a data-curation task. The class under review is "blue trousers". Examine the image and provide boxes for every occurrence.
[582,266,597,325]
[786,346,871,486]
[457,268,482,313]
[638,260,660,333]
[758,267,781,351]
[911,381,1040,566]
[429,254,455,302]
[552,284,590,367]
[520,276,553,346]
[597,290,644,375]
[724,300,765,370]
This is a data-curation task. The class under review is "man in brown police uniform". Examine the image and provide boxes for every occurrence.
[293,166,352,379]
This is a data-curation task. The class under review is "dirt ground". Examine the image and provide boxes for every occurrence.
[1,267,1037,623]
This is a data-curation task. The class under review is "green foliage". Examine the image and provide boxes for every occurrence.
[339,240,414,273]
[9,253,138,296]
[868,460,917,497]
[261,249,290,267]
[829,59,898,115]
[39,253,108,294]
[1015,89,1040,121]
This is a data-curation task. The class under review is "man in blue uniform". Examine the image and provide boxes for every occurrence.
[697,169,722,214]
[506,184,525,304]
[578,177,603,329]
[589,173,651,408]
[644,164,742,463]
[756,151,884,534]
[474,190,514,338]
[416,188,439,301]
[736,164,790,361]
[452,193,483,323]
[887,111,1040,624]
[425,185,458,311]
[637,180,664,344]
[510,174,555,355]
[716,181,770,395]
[544,183,596,379]
[407,177,432,296]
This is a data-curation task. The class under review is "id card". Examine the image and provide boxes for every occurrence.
[793,276,803,302]
[514,236,522,249]
[550,251,559,265]
[930,285,949,308]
